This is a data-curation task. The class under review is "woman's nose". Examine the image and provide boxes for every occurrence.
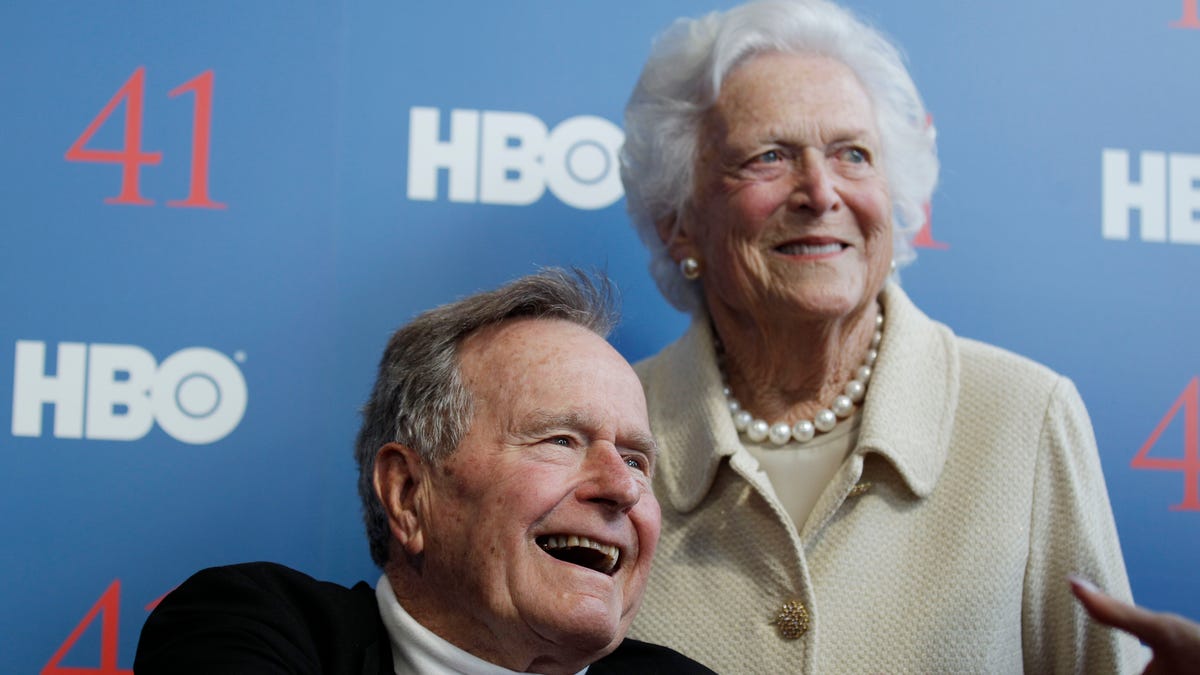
[788,152,839,213]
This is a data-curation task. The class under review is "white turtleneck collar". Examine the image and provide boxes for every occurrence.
[375,575,589,675]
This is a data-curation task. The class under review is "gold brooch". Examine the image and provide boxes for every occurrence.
[848,481,873,498]
[772,600,810,640]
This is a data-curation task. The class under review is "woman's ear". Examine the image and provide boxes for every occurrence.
[373,442,427,556]
[655,213,679,249]
[657,211,700,264]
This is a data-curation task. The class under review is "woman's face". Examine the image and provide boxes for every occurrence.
[674,51,893,326]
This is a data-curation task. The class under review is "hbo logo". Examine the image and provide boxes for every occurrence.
[1102,148,1200,244]
[406,107,625,210]
[10,341,247,445]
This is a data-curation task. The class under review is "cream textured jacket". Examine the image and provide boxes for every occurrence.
[628,284,1147,673]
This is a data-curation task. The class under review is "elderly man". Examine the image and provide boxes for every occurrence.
[134,270,713,674]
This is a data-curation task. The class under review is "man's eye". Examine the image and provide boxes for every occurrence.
[549,437,571,447]
[624,456,646,472]
[755,149,783,164]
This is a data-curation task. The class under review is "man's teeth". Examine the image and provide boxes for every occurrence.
[540,535,621,574]
[776,242,842,255]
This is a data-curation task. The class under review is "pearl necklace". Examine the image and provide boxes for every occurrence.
[721,309,883,446]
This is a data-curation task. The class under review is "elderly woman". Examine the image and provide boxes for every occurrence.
[619,0,1146,672]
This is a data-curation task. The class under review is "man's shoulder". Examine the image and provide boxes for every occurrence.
[188,561,373,601]
[162,561,380,625]
[135,561,390,675]
[592,638,718,674]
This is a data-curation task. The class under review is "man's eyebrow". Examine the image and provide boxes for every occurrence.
[516,410,590,436]
[625,430,659,461]
[516,410,658,459]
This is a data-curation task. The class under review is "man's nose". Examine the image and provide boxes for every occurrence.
[578,444,641,512]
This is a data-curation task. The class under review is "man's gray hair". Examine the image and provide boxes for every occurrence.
[355,268,619,568]
[620,0,939,314]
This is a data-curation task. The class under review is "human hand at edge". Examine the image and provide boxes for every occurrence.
[1070,575,1200,675]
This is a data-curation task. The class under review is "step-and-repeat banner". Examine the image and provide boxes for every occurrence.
[2,1,1197,670]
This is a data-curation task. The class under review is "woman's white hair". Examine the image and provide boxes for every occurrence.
[620,0,939,313]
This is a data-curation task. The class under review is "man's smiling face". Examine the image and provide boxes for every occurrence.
[411,317,660,670]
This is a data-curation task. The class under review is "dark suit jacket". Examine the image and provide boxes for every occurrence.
[134,562,715,674]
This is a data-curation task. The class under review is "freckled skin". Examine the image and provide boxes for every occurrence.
[387,318,661,675]
[680,51,893,327]
[666,51,894,418]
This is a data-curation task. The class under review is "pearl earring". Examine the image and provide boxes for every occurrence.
[679,257,702,280]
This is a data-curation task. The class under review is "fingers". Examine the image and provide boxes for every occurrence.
[1072,576,1200,675]
[1069,575,1164,646]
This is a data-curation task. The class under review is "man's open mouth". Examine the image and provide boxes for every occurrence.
[536,534,621,575]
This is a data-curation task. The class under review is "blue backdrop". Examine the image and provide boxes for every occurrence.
[2,1,1197,671]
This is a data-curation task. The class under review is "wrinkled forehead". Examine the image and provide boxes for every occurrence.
[458,317,643,409]
[700,50,882,162]
[460,317,594,378]
[717,50,873,112]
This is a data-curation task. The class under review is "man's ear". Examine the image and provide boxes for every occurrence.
[373,442,427,557]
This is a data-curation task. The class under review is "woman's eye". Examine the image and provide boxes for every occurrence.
[840,147,869,164]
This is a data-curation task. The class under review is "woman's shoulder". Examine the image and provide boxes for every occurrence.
[890,287,1056,380]
[889,286,1066,398]
[956,335,1057,377]
[953,335,1078,412]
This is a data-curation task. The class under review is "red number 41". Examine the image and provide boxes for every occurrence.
[65,67,225,209]
[41,580,169,674]
[1131,377,1200,511]
[1175,0,1200,29]
[41,580,132,675]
